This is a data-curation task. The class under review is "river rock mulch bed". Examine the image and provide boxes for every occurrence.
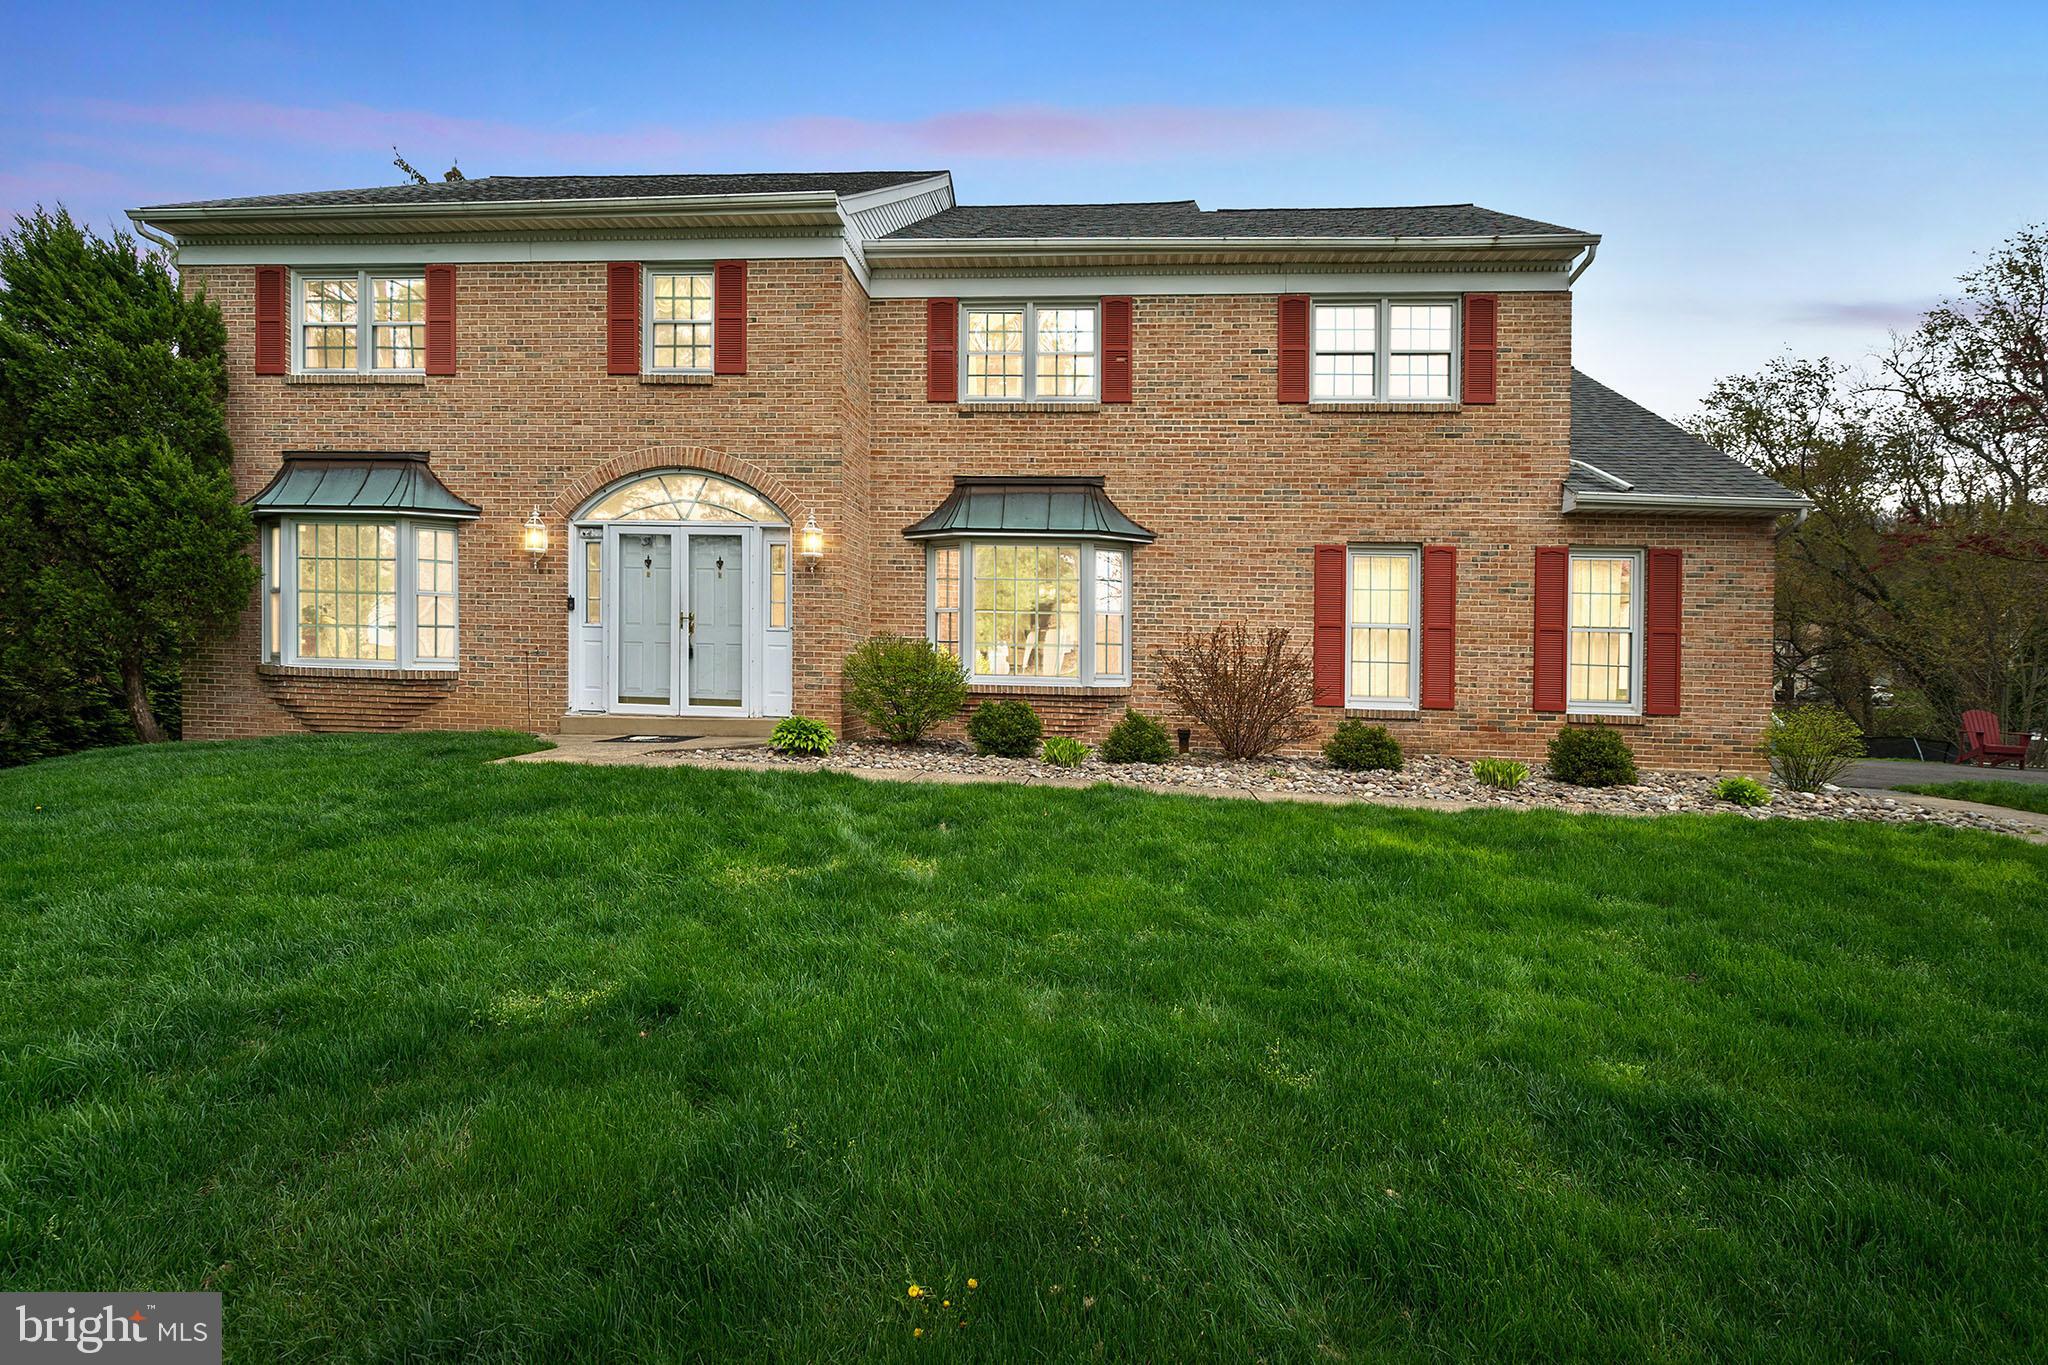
[666,741,2036,836]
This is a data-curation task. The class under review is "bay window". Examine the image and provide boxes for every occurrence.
[296,271,426,373]
[1568,550,1640,712]
[927,540,1130,685]
[260,517,461,669]
[1347,547,1419,707]
[1311,299,1457,401]
[962,303,1098,401]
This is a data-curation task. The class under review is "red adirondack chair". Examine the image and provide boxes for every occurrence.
[1957,709,2032,768]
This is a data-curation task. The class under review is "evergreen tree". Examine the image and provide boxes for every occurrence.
[0,207,255,755]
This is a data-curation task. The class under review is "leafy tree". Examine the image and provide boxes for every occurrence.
[0,207,255,754]
[1694,225,2048,748]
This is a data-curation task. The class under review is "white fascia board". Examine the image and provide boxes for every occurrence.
[1561,488,1814,516]
[171,235,857,268]
[866,266,1573,299]
[860,231,1601,261]
[835,173,954,217]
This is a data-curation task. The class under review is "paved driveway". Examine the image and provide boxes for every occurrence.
[1842,758,2048,791]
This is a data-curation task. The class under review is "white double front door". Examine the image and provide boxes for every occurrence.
[609,527,747,714]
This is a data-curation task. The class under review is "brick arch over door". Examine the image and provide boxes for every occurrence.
[552,445,804,525]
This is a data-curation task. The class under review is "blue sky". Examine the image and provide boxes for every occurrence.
[5,0,2044,418]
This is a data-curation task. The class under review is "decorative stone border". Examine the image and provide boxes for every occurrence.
[669,741,2040,837]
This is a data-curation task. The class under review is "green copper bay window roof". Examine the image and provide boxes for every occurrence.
[247,453,481,520]
[903,477,1155,544]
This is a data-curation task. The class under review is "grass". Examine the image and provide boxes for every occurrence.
[3,733,2045,1362]
[1895,778,2048,815]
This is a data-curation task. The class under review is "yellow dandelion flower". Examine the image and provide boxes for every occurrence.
[907,1285,923,1299]
[967,1278,978,1290]
[942,1300,950,1308]
[913,1327,923,1338]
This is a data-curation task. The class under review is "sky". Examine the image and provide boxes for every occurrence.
[4,0,2045,419]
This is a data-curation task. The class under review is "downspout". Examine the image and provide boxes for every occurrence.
[128,216,179,259]
[1566,241,1599,287]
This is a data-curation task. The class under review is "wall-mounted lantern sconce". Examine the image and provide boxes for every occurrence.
[799,514,824,568]
[522,507,550,562]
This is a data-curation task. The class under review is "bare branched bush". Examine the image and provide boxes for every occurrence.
[1156,624,1317,759]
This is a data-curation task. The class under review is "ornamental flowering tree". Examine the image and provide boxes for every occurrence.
[0,208,255,755]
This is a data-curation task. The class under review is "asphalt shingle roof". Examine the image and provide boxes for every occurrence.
[1569,371,1806,505]
[149,171,946,211]
[883,201,1587,240]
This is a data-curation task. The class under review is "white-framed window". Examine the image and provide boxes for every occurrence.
[295,270,426,373]
[645,268,714,373]
[961,302,1099,401]
[1568,550,1641,713]
[926,540,1131,685]
[1311,299,1457,401]
[582,539,603,625]
[260,516,461,669]
[1346,547,1419,708]
[767,541,791,630]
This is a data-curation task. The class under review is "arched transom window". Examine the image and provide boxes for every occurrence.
[579,471,785,524]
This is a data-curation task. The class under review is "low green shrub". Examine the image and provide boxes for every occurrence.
[768,716,834,756]
[1041,735,1091,768]
[1100,709,1175,764]
[1323,720,1403,772]
[1716,775,1772,807]
[1766,707,1864,792]
[1547,725,1639,787]
[1471,758,1530,790]
[967,700,1043,758]
[842,636,968,744]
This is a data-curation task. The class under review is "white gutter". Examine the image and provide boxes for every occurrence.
[1562,487,1814,523]
[861,231,1602,260]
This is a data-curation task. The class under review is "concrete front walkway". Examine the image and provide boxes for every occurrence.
[1841,758,2048,790]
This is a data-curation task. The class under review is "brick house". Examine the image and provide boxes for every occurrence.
[130,170,1807,770]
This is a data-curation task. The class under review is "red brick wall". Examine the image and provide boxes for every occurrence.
[185,264,1776,772]
[865,290,1776,772]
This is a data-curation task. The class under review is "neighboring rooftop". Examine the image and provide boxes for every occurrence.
[146,170,948,211]
[883,201,1589,241]
[1566,371,1809,514]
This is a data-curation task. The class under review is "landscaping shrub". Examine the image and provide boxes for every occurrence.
[1041,735,1091,768]
[1717,775,1772,807]
[1100,709,1175,765]
[1766,706,1865,791]
[967,700,1043,758]
[842,637,968,744]
[1471,758,1530,790]
[768,716,834,756]
[1156,624,1316,760]
[1547,725,1639,787]
[1323,720,1403,772]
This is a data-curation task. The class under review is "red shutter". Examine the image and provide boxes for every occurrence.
[926,298,958,403]
[1277,295,1310,403]
[1313,544,1346,707]
[424,264,456,375]
[713,259,747,375]
[1644,548,1683,716]
[1462,293,1498,405]
[1101,296,1133,403]
[605,262,640,375]
[254,266,288,375]
[1533,546,1568,712]
[1420,545,1457,709]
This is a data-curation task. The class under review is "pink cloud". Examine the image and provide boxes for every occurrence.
[54,97,1357,170]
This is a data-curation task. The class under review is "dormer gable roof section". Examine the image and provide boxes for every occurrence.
[858,200,1600,297]
[130,171,957,287]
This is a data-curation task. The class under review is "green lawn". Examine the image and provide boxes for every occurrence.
[1896,778,2048,815]
[3,734,2045,1362]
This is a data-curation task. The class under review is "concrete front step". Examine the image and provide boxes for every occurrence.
[556,713,779,739]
